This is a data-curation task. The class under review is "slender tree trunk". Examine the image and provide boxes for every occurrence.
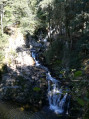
[1,13,3,35]
[0,4,3,35]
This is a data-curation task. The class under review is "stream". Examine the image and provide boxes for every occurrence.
[31,51,70,115]
[0,50,70,119]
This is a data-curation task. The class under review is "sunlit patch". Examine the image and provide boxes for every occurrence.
[20,107,24,111]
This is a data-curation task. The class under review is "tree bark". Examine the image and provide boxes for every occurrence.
[1,13,3,35]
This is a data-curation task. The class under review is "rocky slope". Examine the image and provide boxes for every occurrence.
[0,28,47,105]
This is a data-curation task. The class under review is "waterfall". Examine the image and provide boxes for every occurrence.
[46,72,69,114]
[31,51,70,115]
[31,52,40,66]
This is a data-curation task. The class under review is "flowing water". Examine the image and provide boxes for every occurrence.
[0,51,70,119]
[31,51,70,115]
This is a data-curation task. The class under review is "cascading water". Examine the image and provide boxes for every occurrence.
[32,52,40,66]
[46,72,69,114]
[31,51,70,115]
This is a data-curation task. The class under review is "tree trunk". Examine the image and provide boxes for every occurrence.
[1,13,3,35]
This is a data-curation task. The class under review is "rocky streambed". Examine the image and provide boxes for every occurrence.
[0,28,71,119]
[0,28,48,106]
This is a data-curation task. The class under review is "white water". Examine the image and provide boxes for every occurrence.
[46,72,68,114]
[31,51,70,115]
[32,52,40,66]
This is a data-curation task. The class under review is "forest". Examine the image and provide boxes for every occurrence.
[0,0,89,119]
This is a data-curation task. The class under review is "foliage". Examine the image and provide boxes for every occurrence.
[0,0,89,118]
[77,98,85,106]
[74,71,82,77]
[33,87,40,92]
[44,40,63,64]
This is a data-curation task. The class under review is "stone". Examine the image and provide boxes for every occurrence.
[0,28,48,105]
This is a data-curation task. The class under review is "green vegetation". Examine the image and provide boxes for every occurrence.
[74,71,82,78]
[33,87,41,92]
[0,0,89,118]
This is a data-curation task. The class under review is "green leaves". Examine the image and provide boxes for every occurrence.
[77,98,85,106]
[33,87,40,92]
[74,71,82,77]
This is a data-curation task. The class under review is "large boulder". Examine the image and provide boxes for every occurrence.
[0,65,47,105]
